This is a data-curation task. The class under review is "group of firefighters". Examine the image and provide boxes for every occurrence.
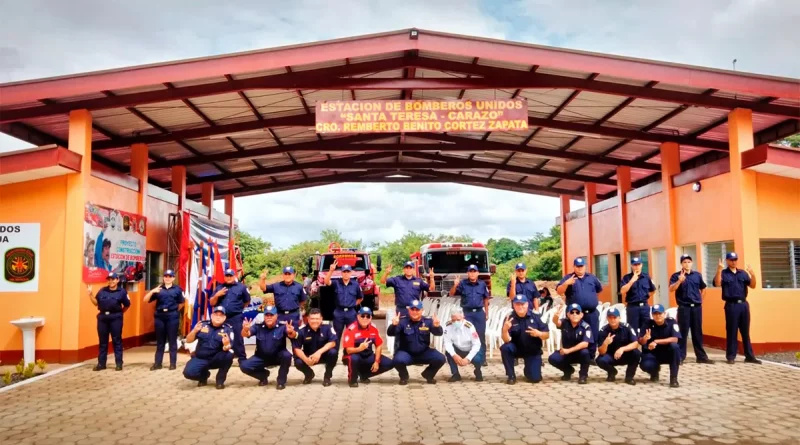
[85,250,760,388]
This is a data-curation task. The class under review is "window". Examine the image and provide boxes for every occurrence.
[760,240,800,289]
[594,254,609,284]
[146,251,163,290]
[703,241,734,284]
[628,250,649,275]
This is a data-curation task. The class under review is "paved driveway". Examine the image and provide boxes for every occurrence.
[1,344,798,445]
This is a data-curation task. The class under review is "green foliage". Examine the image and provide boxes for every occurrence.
[36,359,47,372]
[488,226,562,294]
[487,237,523,264]
[795,351,800,360]
[779,133,800,148]
[23,363,35,379]
[15,359,24,375]
[2,370,11,386]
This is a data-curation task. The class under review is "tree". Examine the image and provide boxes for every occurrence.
[490,238,523,264]
[529,225,562,280]
[779,133,800,148]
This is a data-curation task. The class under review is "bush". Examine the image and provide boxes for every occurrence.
[2,370,11,386]
[23,363,35,379]
[15,359,24,375]
[36,359,47,372]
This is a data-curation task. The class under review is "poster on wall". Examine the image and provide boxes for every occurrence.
[1,223,41,292]
[83,203,147,283]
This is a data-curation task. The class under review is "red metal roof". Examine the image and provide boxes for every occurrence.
[1,28,798,199]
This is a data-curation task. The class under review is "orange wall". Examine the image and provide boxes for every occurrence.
[592,209,621,255]
[674,174,734,245]
[0,176,68,354]
[626,193,666,251]
[140,195,178,334]
[565,217,588,267]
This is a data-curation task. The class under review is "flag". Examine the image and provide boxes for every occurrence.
[213,241,225,284]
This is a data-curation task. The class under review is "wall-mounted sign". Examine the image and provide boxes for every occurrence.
[83,203,147,283]
[1,223,40,292]
[315,99,529,134]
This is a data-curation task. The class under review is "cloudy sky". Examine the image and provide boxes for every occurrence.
[2,0,798,248]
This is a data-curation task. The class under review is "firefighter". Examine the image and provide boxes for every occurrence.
[500,295,549,384]
[620,257,656,335]
[669,254,713,364]
[381,261,434,317]
[182,306,235,389]
[209,269,251,362]
[507,262,539,310]
[292,308,338,387]
[387,300,445,384]
[144,269,184,371]
[556,258,602,359]
[713,252,761,364]
[342,307,394,387]
[259,266,307,327]
[239,305,297,390]
[87,272,131,371]
[639,305,681,388]
[324,261,363,350]
[449,264,490,364]
[548,303,593,384]
[596,308,641,385]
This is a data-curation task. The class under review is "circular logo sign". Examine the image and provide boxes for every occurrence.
[5,247,36,283]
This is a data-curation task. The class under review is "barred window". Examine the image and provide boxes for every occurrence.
[703,241,734,284]
[594,254,609,284]
[760,240,800,289]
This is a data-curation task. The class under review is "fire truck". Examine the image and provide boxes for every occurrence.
[307,243,382,320]
[410,242,496,297]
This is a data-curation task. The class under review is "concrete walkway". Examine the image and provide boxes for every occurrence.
[0,344,798,445]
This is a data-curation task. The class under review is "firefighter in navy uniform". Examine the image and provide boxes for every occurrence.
[450,264,491,365]
[209,268,251,362]
[381,261,434,317]
[324,262,364,350]
[182,306,235,389]
[387,299,445,385]
[713,252,761,365]
[669,254,713,364]
[239,305,297,390]
[259,266,307,327]
[548,303,593,383]
[144,269,184,371]
[639,305,681,388]
[619,257,656,335]
[507,263,539,310]
[342,307,395,387]
[292,308,338,387]
[596,308,641,385]
[556,258,602,360]
[500,295,550,384]
[87,272,131,371]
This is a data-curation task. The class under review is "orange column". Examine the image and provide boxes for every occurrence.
[130,143,149,341]
[224,194,235,237]
[559,195,571,275]
[201,183,214,218]
[727,108,761,280]
[171,166,187,210]
[61,110,93,361]
[584,183,597,273]
[659,142,680,306]
[616,167,632,274]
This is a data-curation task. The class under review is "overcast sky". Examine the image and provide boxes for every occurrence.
[2,0,798,248]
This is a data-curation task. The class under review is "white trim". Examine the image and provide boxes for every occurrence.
[0,362,85,394]
[760,359,800,371]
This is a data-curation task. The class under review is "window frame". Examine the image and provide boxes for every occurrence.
[593,254,609,285]
[702,241,734,285]
[759,239,800,289]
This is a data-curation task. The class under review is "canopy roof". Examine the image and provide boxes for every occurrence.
[1,28,798,199]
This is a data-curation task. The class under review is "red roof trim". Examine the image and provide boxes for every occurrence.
[0,145,81,175]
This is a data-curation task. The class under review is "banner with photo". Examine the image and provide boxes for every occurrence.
[83,203,147,283]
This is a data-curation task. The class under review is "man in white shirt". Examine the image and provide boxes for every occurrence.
[443,308,483,382]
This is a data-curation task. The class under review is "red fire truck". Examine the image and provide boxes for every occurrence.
[307,243,382,320]
[410,242,496,297]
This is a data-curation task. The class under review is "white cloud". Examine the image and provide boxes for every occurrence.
[3,0,797,247]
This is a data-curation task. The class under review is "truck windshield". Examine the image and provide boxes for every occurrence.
[321,253,368,271]
[425,250,489,273]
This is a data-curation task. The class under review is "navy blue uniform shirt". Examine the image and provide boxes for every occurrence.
[719,269,751,300]
[386,275,430,308]
[669,271,706,305]
[292,325,337,355]
[454,279,490,309]
[249,322,290,357]
[560,319,594,349]
[620,272,656,304]
[96,287,131,313]
[194,321,234,359]
[641,318,681,346]
[387,317,443,355]
[217,282,251,314]
[265,281,307,312]
[506,278,538,304]
[507,312,549,355]
[558,273,602,310]
[150,285,184,312]
[598,322,638,356]
[330,278,364,308]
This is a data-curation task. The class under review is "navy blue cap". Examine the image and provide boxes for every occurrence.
[163,269,175,277]
[725,252,738,260]
[358,307,373,316]
[403,261,414,268]
[224,268,235,276]
[408,299,423,310]
[341,264,353,272]
[652,304,665,314]
[512,295,528,304]
[680,254,693,262]
[515,262,526,270]
[107,272,119,279]
[574,257,585,266]
[467,264,479,272]
[213,306,226,314]
[568,303,583,313]
[631,257,642,265]
[607,308,620,318]
[282,266,295,274]
[263,305,277,315]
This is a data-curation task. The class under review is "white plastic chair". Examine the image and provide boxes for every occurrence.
[385,306,396,355]
[487,306,513,358]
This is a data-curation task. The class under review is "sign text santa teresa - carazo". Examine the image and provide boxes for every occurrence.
[315,99,529,134]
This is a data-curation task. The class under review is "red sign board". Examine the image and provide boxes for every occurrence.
[315,99,529,134]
